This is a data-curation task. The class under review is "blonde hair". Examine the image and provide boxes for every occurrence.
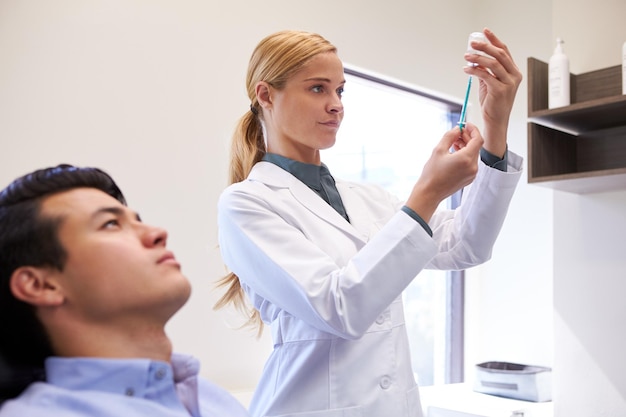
[214,30,338,334]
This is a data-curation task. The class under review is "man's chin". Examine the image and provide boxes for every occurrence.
[164,279,193,317]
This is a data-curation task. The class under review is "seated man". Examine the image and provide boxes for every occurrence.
[0,164,249,417]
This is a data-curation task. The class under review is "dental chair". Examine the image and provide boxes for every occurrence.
[0,355,44,405]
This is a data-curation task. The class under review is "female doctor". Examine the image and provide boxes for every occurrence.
[216,29,523,417]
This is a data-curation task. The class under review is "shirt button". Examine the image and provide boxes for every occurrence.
[155,368,166,380]
[380,376,392,389]
[125,388,135,396]
[376,315,385,324]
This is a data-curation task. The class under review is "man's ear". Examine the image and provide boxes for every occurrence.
[255,81,272,110]
[10,266,64,307]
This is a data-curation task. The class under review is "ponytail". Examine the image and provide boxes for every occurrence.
[214,107,266,335]
[213,271,263,336]
[228,109,266,184]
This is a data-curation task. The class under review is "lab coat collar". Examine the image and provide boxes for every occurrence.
[249,162,369,242]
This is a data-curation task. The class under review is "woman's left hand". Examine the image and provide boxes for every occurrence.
[464,28,522,158]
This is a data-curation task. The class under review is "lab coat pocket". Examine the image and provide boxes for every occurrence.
[406,384,424,417]
[266,405,364,417]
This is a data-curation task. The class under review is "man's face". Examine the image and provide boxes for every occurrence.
[40,187,191,327]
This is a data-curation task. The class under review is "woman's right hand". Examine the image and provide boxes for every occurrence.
[405,123,483,223]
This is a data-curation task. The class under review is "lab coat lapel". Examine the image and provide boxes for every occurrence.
[250,162,366,241]
[335,181,379,240]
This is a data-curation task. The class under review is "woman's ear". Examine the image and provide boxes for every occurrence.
[10,266,64,307]
[255,81,272,109]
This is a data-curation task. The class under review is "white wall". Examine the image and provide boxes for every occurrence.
[551,1,626,416]
[1,1,622,416]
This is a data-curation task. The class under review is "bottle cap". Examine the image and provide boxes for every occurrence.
[554,38,565,53]
[467,31,493,63]
[467,32,489,57]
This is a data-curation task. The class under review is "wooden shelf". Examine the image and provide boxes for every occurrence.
[527,57,626,193]
[529,95,626,134]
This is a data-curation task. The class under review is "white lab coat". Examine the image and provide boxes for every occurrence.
[217,152,523,417]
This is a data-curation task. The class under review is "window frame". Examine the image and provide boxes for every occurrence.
[342,66,465,384]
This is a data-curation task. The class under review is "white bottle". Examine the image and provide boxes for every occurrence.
[548,38,570,109]
[622,41,626,95]
[467,32,489,58]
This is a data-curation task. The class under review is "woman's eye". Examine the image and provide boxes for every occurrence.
[337,87,344,97]
[311,85,323,93]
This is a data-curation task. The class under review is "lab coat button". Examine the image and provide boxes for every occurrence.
[375,315,385,324]
[379,376,392,389]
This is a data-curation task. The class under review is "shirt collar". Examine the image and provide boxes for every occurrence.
[262,153,330,191]
[44,354,200,414]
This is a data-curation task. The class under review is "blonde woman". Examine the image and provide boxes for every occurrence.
[216,29,522,417]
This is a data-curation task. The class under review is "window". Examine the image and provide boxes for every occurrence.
[321,68,464,386]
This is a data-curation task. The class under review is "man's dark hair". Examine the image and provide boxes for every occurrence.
[0,164,126,396]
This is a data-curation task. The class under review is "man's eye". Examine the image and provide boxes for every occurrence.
[102,219,120,229]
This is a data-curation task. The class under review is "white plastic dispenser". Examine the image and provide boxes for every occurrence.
[548,38,570,109]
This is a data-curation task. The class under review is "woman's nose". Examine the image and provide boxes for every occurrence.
[328,95,343,113]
